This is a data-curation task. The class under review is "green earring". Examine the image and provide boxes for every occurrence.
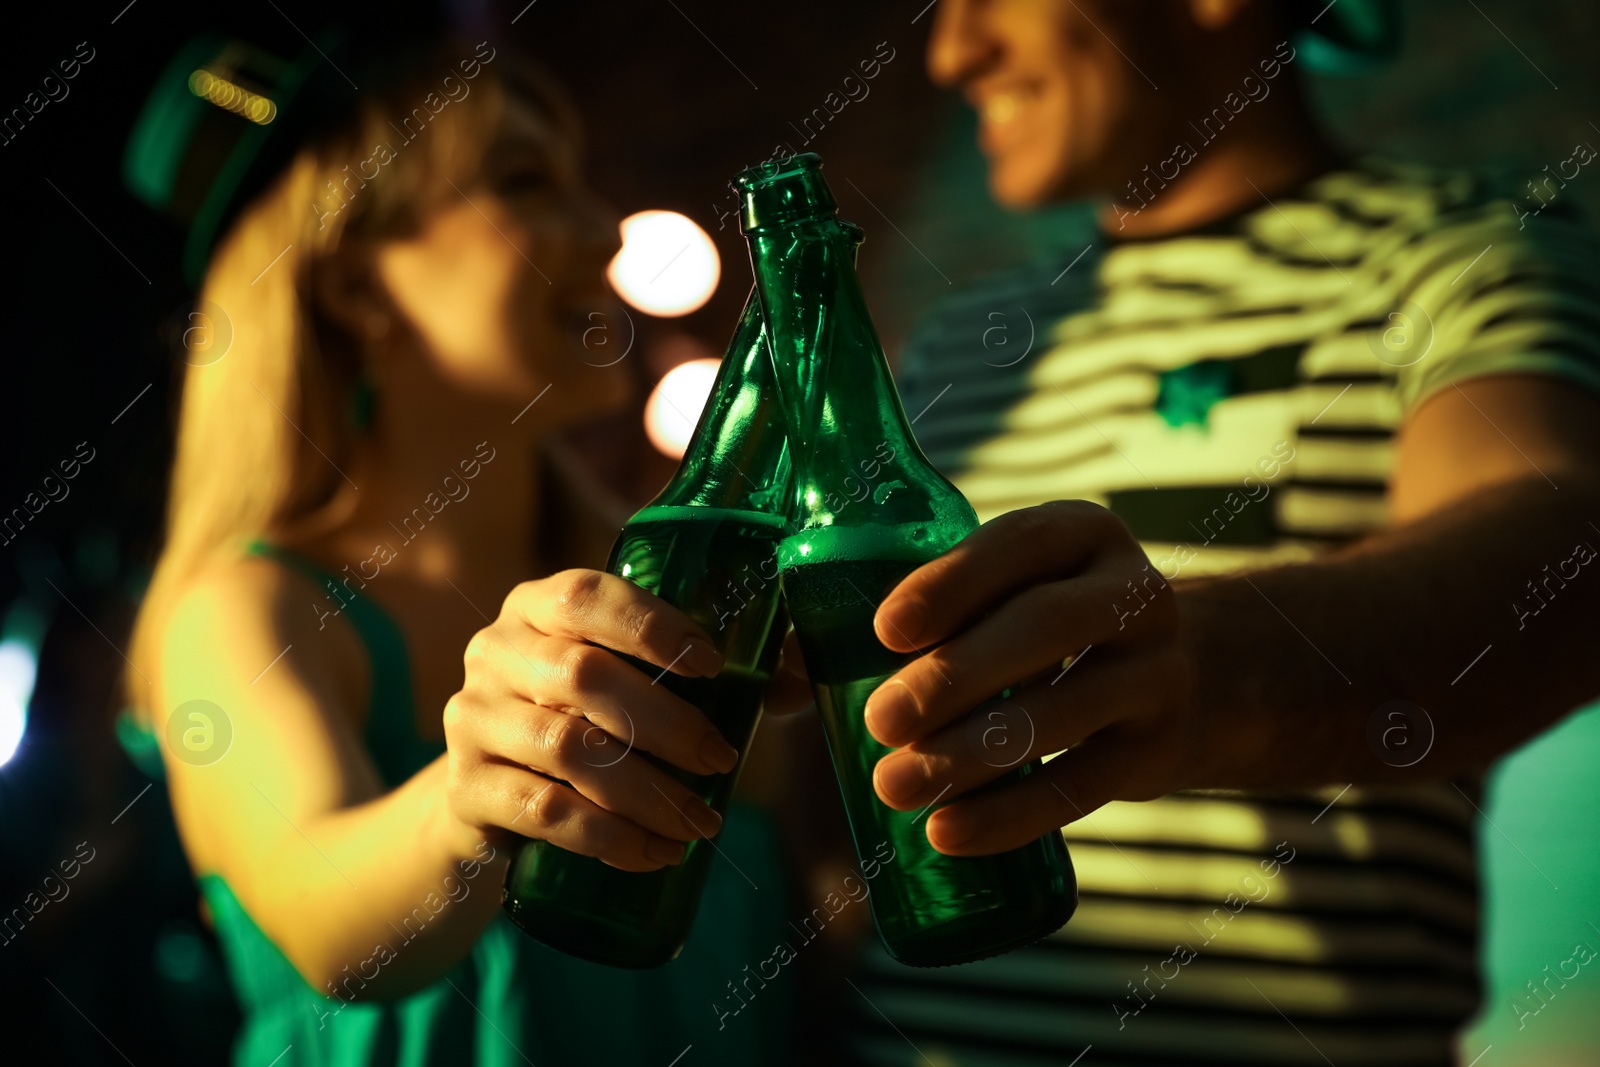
[349,375,376,431]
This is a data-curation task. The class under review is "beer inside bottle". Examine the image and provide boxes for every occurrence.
[737,152,1077,967]
[501,294,790,969]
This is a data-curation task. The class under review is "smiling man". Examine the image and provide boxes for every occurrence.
[841,1,1600,1064]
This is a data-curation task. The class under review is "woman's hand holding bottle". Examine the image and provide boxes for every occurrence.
[443,569,741,872]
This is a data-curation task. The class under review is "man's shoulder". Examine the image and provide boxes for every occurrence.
[1307,157,1484,216]
[1304,156,1595,251]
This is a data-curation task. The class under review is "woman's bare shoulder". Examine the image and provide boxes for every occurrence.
[154,553,386,881]
[156,553,368,716]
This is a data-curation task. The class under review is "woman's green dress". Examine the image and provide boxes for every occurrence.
[144,543,793,1066]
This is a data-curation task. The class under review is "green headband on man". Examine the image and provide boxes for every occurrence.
[1289,0,1400,74]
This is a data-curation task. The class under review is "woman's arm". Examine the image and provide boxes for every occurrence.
[158,558,740,999]
[159,559,494,999]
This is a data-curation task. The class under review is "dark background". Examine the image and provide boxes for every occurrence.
[2,0,1599,1061]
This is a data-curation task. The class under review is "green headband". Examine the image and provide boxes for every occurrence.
[122,28,354,287]
[1289,0,1400,74]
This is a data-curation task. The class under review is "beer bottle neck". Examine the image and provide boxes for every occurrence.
[648,290,790,515]
[750,215,917,453]
[744,212,941,532]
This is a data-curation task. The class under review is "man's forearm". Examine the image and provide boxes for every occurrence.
[1178,473,1600,788]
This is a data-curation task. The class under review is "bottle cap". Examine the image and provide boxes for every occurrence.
[733,152,837,232]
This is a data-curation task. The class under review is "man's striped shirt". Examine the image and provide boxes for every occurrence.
[848,159,1600,1067]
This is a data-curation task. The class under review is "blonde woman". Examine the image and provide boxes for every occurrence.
[124,33,792,1065]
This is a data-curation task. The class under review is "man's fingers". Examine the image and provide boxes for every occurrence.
[864,574,1128,747]
[872,649,1160,812]
[923,737,1147,856]
[509,569,725,677]
[874,501,1124,652]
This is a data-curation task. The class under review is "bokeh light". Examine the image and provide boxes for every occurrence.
[0,637,39,767]
[607,210,720,317]
[644,358,720,458]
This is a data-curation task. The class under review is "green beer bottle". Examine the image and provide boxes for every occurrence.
[735,153,1076,967]
[501,293,791,968]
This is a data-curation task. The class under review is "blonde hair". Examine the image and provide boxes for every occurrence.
[126,42,575,717]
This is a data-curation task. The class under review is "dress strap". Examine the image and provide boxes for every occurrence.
[245,538,439,783]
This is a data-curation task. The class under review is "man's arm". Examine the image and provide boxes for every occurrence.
[854,373,1600,856]
[1185,373,1600,789]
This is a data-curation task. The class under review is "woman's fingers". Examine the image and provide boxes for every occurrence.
[508,569,725,677]
[470,699,725,845]
[450,761,688,873]
[871,648,1161,812]
[445,569,763,865]
[466,625,738,776]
